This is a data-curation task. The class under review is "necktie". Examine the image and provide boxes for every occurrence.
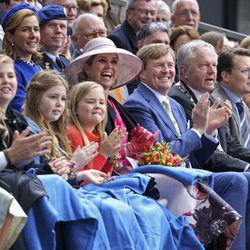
[163,98,180,136]
[236,101,250,148]
[55,56,64,71]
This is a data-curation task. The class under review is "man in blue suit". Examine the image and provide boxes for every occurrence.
[124,43,249,250]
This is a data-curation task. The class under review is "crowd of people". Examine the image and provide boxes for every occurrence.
[0,0,250,249]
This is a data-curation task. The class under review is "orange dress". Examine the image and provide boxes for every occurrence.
[67,123,113,174]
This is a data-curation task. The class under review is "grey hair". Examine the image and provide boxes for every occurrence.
[137,22,171,43]
[171,0,199,14]
[176,40,217,73]
[157,0,171,21]
[72,13,100,34]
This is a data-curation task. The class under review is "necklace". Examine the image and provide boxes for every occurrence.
[17,56,35,66]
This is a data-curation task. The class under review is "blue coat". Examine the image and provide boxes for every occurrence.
[123,83,218,167]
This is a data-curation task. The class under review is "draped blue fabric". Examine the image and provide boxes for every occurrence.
[23,175,110,250]
[21,173,204,249]
[79,173,204,250]
[133,165,214,187]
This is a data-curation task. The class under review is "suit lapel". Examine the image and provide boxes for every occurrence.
[138,84,179,137]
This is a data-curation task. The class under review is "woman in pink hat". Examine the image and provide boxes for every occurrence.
[65,37,158,173]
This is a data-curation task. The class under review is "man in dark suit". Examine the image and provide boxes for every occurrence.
[213,48,250,149]
[169,40,250,172]
[38,4,70,72]
[108,0,158,55]
[168,40,250,249]
[124,43,249,250]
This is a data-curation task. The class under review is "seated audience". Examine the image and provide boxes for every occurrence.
[65,37,157,160]
[0,53,113,250]
[24,68,206,250]
[123,43,249,249]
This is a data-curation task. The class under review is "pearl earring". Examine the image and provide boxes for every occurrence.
[11,42,14,46]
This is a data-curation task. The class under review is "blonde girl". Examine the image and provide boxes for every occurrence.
[67,81,126,173]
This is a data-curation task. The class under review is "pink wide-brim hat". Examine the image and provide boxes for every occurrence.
[64,37,143,89]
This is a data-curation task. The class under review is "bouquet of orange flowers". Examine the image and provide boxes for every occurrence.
[137,141,186,167]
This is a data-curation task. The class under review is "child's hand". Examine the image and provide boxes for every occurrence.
[78,169,113,185]
[71,142,99,170]
[49,156,69,180]
[99,127,127,158]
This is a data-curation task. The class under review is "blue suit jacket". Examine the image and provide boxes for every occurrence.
[123,83,218,167]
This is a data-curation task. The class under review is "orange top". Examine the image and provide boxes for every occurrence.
[67,123,113,174]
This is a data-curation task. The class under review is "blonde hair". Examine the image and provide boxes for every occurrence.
[0,54,15,148]
[137,43,175,69]
[24,70,71,159]
[68,81,106,146]
[2,9,41,62]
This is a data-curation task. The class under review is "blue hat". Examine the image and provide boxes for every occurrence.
[2,3,37,32]
[38,5,67,25]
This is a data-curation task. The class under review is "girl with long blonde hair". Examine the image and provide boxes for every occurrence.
[67,81,126,173]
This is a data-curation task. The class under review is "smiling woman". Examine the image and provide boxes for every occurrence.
[2,3,42,112]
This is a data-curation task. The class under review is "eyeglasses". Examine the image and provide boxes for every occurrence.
[232,68,250,76]
[76,29,107,39]
[175,10,199,17]
[135,8,157,16]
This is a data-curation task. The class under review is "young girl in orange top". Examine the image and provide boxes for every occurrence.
[67,81,126,174]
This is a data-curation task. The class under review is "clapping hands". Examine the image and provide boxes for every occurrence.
[99,127,127,158]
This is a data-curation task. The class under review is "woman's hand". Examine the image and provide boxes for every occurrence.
[77,170,113,184]
[99,127,127,158]
[71,142,99,170]
[49,156,69,180]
